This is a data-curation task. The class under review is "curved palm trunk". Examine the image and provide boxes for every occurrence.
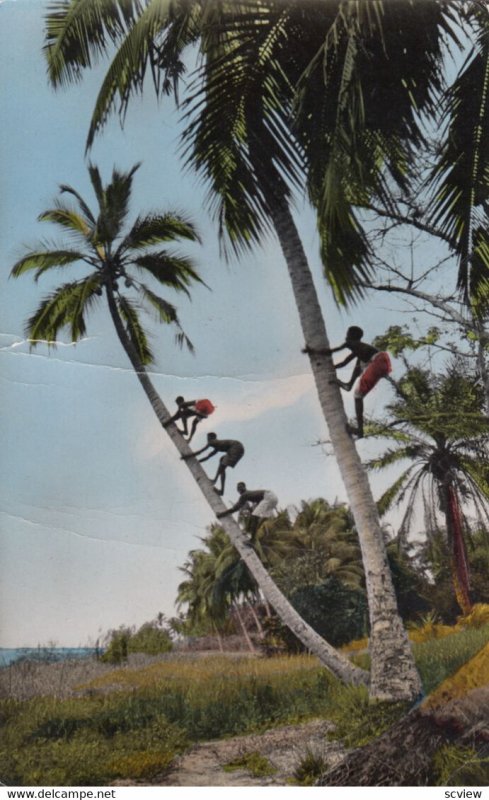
[105,285,366,686]
[445,483,472,615]
[267,196,421,701]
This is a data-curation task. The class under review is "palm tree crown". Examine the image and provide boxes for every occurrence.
[367,365,489,613]
[11,163,203,361]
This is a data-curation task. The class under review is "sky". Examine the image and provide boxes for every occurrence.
[0,0,454,648]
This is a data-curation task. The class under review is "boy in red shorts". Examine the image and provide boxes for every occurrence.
[304,326,391,439]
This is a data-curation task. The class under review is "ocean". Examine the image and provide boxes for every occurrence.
[0,647,98,667]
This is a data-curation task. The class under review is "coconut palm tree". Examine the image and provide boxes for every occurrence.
[39,0,457,702]
[367,364,489,614]
[12,163,366,686]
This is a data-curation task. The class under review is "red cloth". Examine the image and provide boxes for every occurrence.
[194,399,215,416]
[357,352,392,397]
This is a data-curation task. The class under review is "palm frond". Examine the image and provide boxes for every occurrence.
[38,206,93,239]
[95,163,141,243]
[119,212,201,251]
[366,445,424,471]
[44,0,145,88]
[376,465,417,517]
[10,249,89,280]
[59,183,97,223]
[85,0,196,149]
[26,275,102,344]
[117,294,153,365]
[174,329,194,353]
[295,0,453,303]
[88,162,105,208]
[139,284,178,324]
[182,2,303,257]
[131,251,202,294]
[428,4,489,296]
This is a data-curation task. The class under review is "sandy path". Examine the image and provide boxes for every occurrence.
[157,719,347,786]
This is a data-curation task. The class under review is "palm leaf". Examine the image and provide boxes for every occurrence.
[95,163,140,243]
[139,284,178,324]
[119,212,201,251]
[428,4,489,296]
[376,465,417,516]
[38,206,93,239]
[131,251,202,294]
[10,249,90,280]
[117,295,153,365]
[85,0,196,149]
[365,445,423,471]
[59,183,97,224]
[44,0,145,88]
[26,275,102,344]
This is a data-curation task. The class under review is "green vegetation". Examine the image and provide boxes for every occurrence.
[367,364,489,615]
[432,745,489,787]
[323,685,409,748]
[2,619,488,785]
[0,695,187,785]
[413,622,489,695]
[101,618,173,664]
[223,751,277,777]
[291,749,331,786]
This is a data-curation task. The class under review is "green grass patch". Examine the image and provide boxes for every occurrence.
[290,748,330,785]
[0,695,187,785]
[432,744,489,786]
[223,751,277,777]
[413,622,489,695]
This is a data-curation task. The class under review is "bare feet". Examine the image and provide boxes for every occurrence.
[346,423,363,439]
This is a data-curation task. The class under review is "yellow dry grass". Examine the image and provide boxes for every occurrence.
[80,654,321,692]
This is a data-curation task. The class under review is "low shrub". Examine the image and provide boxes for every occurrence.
[102,620,172,664]
[291,748,330,785]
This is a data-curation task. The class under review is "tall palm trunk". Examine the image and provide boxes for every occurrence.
[267,194,421,701]
[444,483,472,615]
[247,599,265,636]
[105,285,367,686]
[233,602,256,653]
[212,622,225,653]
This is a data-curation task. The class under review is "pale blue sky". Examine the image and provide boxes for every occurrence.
[0,0,453,647]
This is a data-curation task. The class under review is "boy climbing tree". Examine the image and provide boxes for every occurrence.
[164,396,215,442]
[216,482,278,538]
[182,433,245,495]
[304,326,392,439]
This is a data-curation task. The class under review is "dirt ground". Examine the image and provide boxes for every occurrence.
[113,718,348,787]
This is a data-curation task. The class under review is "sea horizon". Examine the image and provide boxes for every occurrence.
[0,646,99,667]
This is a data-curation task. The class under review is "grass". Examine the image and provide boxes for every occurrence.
[223,751,277,777]
[2,622,488,786]
[290,748,330,786]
